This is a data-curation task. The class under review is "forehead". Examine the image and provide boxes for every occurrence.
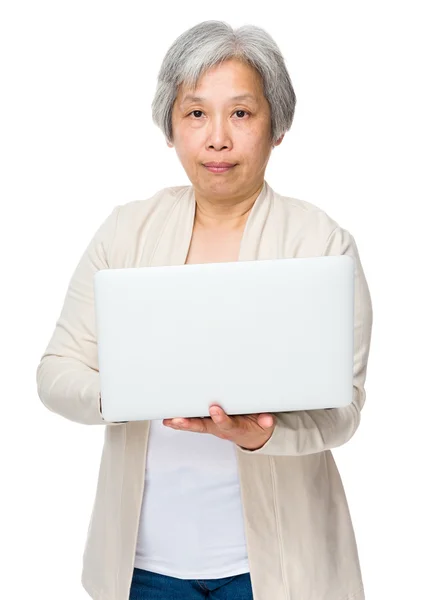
[180,92,258,106]
[176,59,264,106]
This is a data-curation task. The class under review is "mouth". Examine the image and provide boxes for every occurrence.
[203,163,236,173]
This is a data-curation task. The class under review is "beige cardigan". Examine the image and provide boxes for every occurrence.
[36,180,373,600]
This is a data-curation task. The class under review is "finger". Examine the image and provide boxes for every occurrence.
[257,413,275,429]
[209,405,238,431]
[163,417,194,427]
[163,417,210,433]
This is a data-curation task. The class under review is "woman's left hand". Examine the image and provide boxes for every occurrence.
[163,405,276,451]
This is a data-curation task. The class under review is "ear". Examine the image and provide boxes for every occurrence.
[273,133,285,148]
[166,139,174,148]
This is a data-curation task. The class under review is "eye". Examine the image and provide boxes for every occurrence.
[188,109,250,119]
[234,110,249,118]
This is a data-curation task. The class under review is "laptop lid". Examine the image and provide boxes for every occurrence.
[94,256,354,422]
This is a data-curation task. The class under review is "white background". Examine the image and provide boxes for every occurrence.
[1,1,424,598]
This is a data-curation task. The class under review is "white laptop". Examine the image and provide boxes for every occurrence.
[93,256,355,422]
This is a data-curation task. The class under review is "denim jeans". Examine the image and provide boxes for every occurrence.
[129,567,254,599]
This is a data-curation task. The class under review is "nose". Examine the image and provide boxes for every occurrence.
[206,116,233,151]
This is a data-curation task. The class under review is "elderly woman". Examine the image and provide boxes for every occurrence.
[36,20,373,600]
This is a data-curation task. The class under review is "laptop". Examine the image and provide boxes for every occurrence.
[93,256,355,422]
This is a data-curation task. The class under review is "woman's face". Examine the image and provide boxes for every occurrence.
[169,58,284,203]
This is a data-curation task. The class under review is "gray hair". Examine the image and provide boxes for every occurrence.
[151,20,296,145]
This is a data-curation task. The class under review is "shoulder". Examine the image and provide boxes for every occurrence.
[115,185,190,224]
[103,185,191,265]
[274,190,340,229]
[271,189,344,251]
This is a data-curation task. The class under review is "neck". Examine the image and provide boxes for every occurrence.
[193,181,264,230]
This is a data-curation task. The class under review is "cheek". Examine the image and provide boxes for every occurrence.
[244,139,267,161]
[179,142,204,169]
[239,126,266,151]
[174,142,194,165]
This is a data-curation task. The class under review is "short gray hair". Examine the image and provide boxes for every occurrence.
[151,20,296,145]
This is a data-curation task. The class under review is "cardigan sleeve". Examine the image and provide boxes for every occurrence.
[36,205,126,426]
[237,226,373,456]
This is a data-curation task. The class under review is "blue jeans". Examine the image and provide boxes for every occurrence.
[129,567,253,599]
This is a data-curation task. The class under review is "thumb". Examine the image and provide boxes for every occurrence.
[257,414,275,429]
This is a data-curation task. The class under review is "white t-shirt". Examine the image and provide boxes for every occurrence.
[134,419,250,579]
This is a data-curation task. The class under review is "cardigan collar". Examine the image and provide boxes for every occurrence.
[148,179,277,268]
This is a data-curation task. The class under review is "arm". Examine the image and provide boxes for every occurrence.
[237,226,373,456]
[36,205,125,426]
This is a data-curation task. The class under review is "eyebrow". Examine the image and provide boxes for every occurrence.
[180,93,258,107]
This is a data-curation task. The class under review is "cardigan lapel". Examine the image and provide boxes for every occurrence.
[238,179,278,261]
[147,186,196,267]
[147,179,278,268]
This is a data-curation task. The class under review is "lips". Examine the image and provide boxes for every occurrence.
[204,162,235,167]
[203,162,236,173]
